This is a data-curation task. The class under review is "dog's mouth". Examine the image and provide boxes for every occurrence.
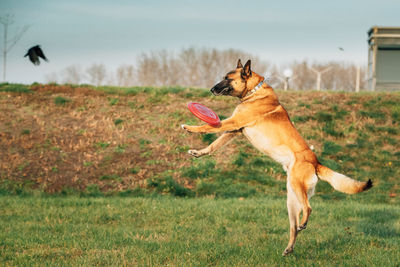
[210,80,233,96]
[211,86,231,96]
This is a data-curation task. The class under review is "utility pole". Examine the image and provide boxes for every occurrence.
[0,14,29,82]
[274,69,294,91]
[309,67,331,91]
[2,17,7,82]
[355,65,360,92]
[338,47,362,92]
[283,69,293,91]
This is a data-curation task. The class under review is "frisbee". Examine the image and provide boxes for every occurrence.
[187,102,220,126]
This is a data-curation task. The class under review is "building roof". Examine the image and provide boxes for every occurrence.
[368,26,400,46]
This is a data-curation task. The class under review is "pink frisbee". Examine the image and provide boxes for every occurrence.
[187,102,220,126]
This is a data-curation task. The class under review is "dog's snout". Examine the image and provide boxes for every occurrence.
[210,80,230,96]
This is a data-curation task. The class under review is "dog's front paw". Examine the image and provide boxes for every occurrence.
[181,124,189,132]
[188,149,202,158]
[181,124,195,133]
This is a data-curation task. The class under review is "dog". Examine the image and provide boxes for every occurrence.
[181,59,372,256]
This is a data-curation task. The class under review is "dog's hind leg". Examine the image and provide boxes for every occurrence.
[188,131,240,157]
[283,182,302,256]
[289,162,317,232]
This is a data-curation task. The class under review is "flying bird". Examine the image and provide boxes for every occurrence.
[24,45,49,65]
[338,47,345,51]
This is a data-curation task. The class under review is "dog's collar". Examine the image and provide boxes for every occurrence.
[251,80,264,94]
[241,76,270,100]
[243,79,264,98]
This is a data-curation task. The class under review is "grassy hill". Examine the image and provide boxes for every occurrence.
[0,83,399,204]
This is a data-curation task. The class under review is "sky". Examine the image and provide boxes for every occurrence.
[1,0,400,84]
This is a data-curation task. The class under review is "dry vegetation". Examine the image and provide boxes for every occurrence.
[0,83,399,203]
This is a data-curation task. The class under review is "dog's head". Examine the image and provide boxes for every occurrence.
[211,59,264,98]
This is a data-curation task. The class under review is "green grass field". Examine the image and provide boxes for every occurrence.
[0,83,399,265]
[1,196,399,266]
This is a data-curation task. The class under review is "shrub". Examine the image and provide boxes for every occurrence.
[84,184,102,197]
[0,83,31,93]
[21,129,30,135]
[118,187,147,197]
[114,118,124,125]
[54,96,71,105]
[195,181,217,196]
[147,176,193,197]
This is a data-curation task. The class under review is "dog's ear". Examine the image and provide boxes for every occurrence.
[237,59,243,68]
[242,60,252,77]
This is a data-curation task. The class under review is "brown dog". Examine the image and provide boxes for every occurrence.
[181,59,372,255]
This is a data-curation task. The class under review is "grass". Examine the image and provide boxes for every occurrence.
[0,84,399,265]
[0,195,398,266]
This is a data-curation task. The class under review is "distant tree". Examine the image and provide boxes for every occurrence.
[44,72,59,83]
[43,47,366,91]
[136,47,271,88]
[62,65,84,84]
[115,64,136,87]
[0,14,29,81]
[136,52,159,86]
[86,63,107,86]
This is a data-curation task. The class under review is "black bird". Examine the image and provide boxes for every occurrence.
[24,45,49,65]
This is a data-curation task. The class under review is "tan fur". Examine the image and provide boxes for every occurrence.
[182,59,372,256]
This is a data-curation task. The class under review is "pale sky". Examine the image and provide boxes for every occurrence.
[1,0,400,84]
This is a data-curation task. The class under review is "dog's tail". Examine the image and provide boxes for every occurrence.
[316,164,372,194]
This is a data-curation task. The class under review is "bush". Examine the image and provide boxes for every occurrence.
[147,176,193,197]
[54,96,71,105]
[83,184,102,197]
[0,83,31,93]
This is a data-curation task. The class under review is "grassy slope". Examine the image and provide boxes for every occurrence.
[0,83,399,204]
[0,196,399,266]
[1,83,399,265]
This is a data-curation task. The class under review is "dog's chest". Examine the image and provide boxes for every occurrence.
[242,127,295,170]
